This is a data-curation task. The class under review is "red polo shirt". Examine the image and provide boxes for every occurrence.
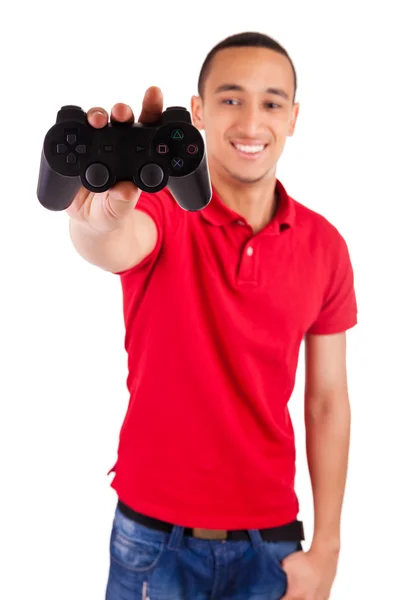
[107,179,358,529]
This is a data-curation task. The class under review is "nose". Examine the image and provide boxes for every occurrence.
[235,103,265,138]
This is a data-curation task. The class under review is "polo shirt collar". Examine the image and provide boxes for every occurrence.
[200,178,296,235]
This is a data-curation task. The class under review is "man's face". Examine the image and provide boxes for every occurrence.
[191,46,299,184]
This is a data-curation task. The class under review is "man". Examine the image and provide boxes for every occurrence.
[67,31,357,600]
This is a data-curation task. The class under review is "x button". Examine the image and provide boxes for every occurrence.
[171,157,184,169]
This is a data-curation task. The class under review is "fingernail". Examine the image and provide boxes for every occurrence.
[93,110,105,118]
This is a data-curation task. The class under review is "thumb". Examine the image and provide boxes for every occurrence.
[106,180,141,220]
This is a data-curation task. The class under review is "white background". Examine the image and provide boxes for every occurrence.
[1,1,399,598]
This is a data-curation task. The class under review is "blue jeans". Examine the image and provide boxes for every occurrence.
[105,504,303,599]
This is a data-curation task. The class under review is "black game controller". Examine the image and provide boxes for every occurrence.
[37,105,212,212]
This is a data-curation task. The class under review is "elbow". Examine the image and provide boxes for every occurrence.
[304,392,351,424]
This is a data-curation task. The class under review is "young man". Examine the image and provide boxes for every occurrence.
[68,32,357,600]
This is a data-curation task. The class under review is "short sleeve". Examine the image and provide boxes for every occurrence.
[112,190,175,277]
[307,232,358,335]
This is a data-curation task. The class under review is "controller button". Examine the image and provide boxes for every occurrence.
[140,163,164,187]
[66,134,77,145]
[104,145,113,152]
[171,157,184,169]
[171,129,184,140]
[57,143,67,154]
[66,153,77,164]
[75,144,87,154]
[156,144,169,154]
[136,145,145,152]
[166,106,186,111]
[61,105,82,110]
[85,163,110,188]
[186,144,198,155]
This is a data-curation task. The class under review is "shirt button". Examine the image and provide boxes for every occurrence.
[246,246,254,256]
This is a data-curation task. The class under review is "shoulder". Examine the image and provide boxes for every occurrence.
[291,196,348,253]
[287,191,356,280]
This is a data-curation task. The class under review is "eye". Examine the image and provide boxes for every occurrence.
[221,99,240,105]
[265,102,281,109]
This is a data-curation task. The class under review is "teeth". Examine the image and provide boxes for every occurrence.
[234,143,265,154]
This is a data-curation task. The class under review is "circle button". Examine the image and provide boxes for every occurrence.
[140,163,164,187]
[85,163,110,188]
[186,144,198,155]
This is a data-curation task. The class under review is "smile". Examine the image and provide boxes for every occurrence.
[230,142,268,159]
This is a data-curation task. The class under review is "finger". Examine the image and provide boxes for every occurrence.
[108,180,138,202]
[87,107,109,129]
[105,180,141,220]
[110,103,135,124]
[138,86,163,124]
[65,186,92,218]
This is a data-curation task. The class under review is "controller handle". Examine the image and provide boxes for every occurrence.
[37,105,86,210]
[37,149,82,211]
[168,152,211,211]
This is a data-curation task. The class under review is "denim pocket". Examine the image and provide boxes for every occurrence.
[109,507,166,573]
[262,540,302,580]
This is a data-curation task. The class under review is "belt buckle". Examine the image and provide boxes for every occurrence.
[193,528,228,540]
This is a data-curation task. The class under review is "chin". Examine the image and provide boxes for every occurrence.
[225,166,271,185]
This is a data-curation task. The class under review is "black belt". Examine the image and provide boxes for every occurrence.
[117,500,304,541]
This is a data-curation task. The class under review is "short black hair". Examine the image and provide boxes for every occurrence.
[197,31,297,103]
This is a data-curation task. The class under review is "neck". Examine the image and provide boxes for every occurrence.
[210,164,279,234]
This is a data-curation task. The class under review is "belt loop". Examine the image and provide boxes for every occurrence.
[247,529,264,550]
[167,525,185,551]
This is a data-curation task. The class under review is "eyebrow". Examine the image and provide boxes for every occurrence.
[214,84,290,101]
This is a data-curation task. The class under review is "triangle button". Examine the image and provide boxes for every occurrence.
[136,146,145,152]
[171,129,184,140]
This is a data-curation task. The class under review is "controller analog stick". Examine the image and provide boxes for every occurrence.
[140,163,164,187]
[85,163,110,188]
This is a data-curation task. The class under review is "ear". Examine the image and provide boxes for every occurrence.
[191,95,204,130]
[288,102,300,137]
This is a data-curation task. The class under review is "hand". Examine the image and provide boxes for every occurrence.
[281,545,339,600]
[65,87,163,234]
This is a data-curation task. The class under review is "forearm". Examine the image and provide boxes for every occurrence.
[305,394,351,552]
[69,219,124,269]
[68,211,148,273]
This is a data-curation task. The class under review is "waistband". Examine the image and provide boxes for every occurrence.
[117,500,305,541]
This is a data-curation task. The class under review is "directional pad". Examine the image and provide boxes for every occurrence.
[66,153,77,164]
[56,130,87,163]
